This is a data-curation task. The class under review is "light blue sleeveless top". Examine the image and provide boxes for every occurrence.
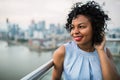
[63,41,102,80]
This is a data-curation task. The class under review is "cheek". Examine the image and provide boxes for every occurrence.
[83,29,93,38]
[82,29,91,34]
[87,30,93,40]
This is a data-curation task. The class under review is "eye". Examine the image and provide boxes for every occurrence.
[79,25,86,28]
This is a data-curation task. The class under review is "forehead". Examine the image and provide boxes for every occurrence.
[72,15,90,24]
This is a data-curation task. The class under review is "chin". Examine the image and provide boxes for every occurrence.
[74,40,83,45]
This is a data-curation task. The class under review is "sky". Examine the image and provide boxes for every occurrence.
[0,0,120,30]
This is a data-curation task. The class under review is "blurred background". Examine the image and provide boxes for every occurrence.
[0,0,120,80]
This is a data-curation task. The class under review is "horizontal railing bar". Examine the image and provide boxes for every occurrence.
[21,59,53,80]
[106,38,120,41]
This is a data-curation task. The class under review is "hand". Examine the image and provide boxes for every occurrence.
[94,36,106,51]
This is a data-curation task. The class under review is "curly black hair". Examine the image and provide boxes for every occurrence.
[65,1,110,45]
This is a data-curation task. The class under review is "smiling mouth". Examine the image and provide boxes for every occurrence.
[74,36,83,41]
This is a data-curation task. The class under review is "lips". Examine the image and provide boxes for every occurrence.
[74,36,83,41]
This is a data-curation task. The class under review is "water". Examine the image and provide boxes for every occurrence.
[0,41,53,80]
[0,40,120,80]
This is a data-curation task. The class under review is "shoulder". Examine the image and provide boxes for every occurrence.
[53,45,65,58]
[53,45,65,65]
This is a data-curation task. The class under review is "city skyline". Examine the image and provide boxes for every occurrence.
[0,0,120,30]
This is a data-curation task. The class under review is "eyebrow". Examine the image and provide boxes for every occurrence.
[71,22,86,26]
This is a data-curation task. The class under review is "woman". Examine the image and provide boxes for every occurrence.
[52,1,120,80]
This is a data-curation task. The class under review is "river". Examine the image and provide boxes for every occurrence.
[0,40,120,80]
[0,41,53,80]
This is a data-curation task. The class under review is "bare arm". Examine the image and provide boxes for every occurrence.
[95,37,120,80]
[52,45,65,80]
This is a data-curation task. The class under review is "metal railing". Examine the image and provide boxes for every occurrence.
[21,59,53,80]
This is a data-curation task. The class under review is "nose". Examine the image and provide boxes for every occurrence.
[73,27,80,34]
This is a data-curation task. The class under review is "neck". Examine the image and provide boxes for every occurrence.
[77,44,94,52]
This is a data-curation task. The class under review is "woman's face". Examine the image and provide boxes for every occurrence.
[70,15,93,46]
